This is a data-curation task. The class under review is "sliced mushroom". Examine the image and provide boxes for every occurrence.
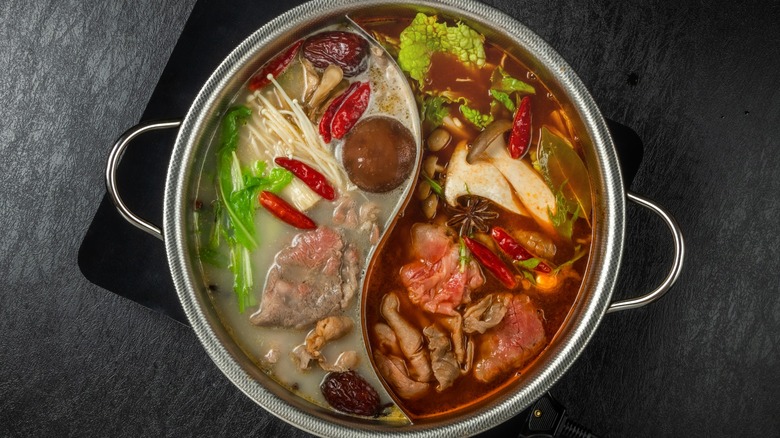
[484,136,556,232]
[300,58,321,103]
[276,60,318,104]
[444,140,527,216]
[466,119,512,164]
[308,64,343,110]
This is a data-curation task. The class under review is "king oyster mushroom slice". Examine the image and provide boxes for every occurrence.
[444,140,528,216]
[484,135,557,232]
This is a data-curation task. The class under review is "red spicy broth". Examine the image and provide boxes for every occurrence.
[359,16,592,419]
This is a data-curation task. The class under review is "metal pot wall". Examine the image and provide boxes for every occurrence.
[105,0,684,436]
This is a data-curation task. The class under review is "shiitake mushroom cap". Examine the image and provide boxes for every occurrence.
[341,116,416,193]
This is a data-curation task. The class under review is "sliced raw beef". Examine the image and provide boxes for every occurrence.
[474,294,546,383]
[399,224,484,315]
[250,227,359,329]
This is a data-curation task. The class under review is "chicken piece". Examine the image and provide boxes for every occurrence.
[320,351,360,373]
[423,325,460,391]
[291,344,317,370]
[305,316,354,358]
[463,294,510,334]
[380,293,433,383]
[359,201,380,224]
[374,323,403,357]
[292,316,354,371]
[474,294,546,383]
[374,351,429,400]
[264,348,280,365]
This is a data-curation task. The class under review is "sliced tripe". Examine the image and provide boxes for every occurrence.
[444,140,527,216]
[485,139,556,232]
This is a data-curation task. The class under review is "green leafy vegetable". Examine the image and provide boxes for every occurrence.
[207,105,294,312]
[422,95,450,128]
[548,181,581,240]
[514,257,541,271]
[243,167,293,200]
[458,237,469,273]
[491,66,536,95]
[216,106,256,250]
[398,13,486,83]
[536,127,592,219]
[230,245,256,313]
[200,202,229,268]
[490,89,515,112]
[554,245,588,274]
[423,174,443,197]
[459,103,494,129]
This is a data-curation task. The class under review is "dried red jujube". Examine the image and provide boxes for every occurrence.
[303,31,369,77]
[320,370,380,416]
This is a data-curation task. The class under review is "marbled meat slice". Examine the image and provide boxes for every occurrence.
[399,224,484,315]
[474,294,546,383]
[250,227,358,329]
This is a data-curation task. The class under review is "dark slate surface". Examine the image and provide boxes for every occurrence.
[1,0,778,437]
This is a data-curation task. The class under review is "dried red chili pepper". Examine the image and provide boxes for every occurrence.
[319,81,359,143]
[507,96,532,159]
[274,157,336,201]
[463,237,517,289]
[247,40,304,91]
[490,227,552,273]
[330,81,370,140]
[259,191,316,229]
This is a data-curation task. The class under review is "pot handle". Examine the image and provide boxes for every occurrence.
[105,119,182,241]
[606,191,685,313]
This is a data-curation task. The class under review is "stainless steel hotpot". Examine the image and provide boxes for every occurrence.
[105,0,684,436]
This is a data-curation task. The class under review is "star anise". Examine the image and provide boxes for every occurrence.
[446,196,499,236]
